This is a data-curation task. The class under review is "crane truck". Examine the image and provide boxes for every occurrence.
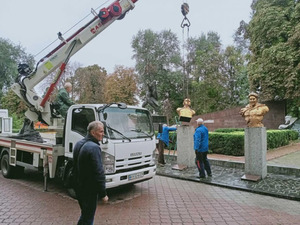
[0,0,156,193]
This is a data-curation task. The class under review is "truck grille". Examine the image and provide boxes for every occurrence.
[115,154,153,173]
[117,165,152,174]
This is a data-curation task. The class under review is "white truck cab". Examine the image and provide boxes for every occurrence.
[64,103,156,188]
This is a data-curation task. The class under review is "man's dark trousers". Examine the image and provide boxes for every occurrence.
[77,192,98,225]
[195,151,211,178]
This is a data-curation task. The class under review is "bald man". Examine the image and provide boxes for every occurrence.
[73,121,108,225]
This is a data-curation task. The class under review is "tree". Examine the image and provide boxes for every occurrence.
[73,65,107,104]
[104,66,138,105]
[188,32,248,114]
[222,45,249,106]
[190,32,223,80]
[132,29,183,119]
[188,32,226,114]
[1,89,27,116]
[132,29,181,83]
[0,38,34,100]
[233,20,251,55]
[1,89,27,129]
[187,32,223,81]
[247,0,300,101]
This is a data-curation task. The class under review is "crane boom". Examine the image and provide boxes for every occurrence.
[11,0,138,126]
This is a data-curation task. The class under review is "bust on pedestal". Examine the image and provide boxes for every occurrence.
[176,98,195,123]
[175,98,196,169]
[240,92,269,181]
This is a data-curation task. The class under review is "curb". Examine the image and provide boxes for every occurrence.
[209,159,300,177]
[156,171,300,202]
[161,155,300,177]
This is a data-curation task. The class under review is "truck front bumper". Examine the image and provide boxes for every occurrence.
[105,165,156,189]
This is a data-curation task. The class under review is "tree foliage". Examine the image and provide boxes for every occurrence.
[104,66,138,105]
[0,38,34,100]
[222,46,249,106]
[132,29,183,118]
[73,65,107,104]
[131,29,248,119]
[1,89,27,116]
[248,0,300,101]
[1,89,27,128]
[189,33,225,114]
[188,32,248,114]
[132,29,181,83]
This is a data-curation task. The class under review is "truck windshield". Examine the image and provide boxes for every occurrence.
[99,107,154,140]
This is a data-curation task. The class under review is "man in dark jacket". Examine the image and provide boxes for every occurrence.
[73,121,108,225]
[55,82,74,117]
[194,118,212,178]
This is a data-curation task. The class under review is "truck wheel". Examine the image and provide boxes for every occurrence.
[64,167,77,199]
[64,167,73,188]
[1,154,16,178]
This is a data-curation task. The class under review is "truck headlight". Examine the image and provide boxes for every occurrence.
[102,152,115,174]
[150,149,156,166]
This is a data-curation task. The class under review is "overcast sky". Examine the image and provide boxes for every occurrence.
[1,0,253,74]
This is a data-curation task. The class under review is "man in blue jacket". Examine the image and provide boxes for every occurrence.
[194,118,212,178]
[157,124,177,147]
[73,121,108,225]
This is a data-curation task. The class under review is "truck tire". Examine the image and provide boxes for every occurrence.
[64,167,77,199]
[64,167,73,188]
[1,154,16,178]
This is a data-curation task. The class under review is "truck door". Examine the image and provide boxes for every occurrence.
[64,107,96,158]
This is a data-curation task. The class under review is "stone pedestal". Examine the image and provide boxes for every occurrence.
[242,127,267,181]
[177,126,195,167]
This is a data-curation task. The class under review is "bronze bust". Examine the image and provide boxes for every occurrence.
[176,98,195,122]
[240,92,269,127]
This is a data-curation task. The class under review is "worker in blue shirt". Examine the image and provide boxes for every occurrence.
[194,118,212,178]
[157,124,177,147]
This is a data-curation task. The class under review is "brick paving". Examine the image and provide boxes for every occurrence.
[1,170,300,225]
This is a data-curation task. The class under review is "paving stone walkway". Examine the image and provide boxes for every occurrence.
[156,157,300,201]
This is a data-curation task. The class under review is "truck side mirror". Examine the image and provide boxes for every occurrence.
[101,121,107,134]
[103,112,107,120]
[117,102,127,109]
[100,121,109,144]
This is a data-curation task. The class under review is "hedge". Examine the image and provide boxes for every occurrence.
[210,129,299,156]
[214,128,245,133]
[156,128,299,156]
[209,131,244,156]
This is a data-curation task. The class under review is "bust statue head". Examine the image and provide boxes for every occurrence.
[183,98,191,107]
[176,98,195,123]
[248,92,258,107]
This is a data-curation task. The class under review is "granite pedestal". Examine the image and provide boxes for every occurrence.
[177,125,195,168]
[242,127,267,181]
